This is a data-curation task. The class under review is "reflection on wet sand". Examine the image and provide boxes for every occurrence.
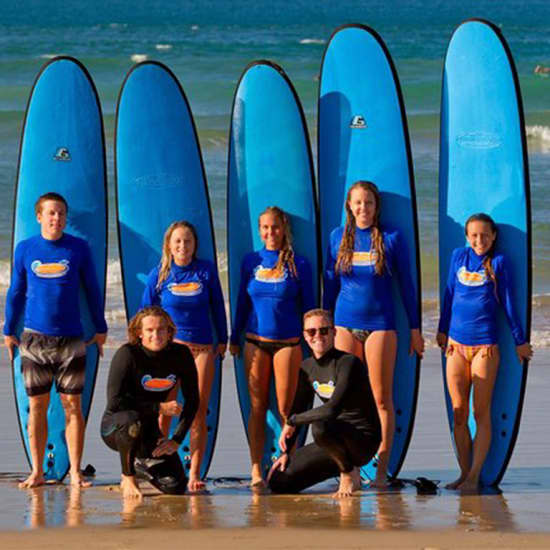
[457,491,517,531]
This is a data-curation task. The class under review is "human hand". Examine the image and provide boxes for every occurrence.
[436,332,447,352]
[216,343,227,359]
[86,332,107,357]
[516,342,533,362]
[159,400,183,416]
[409,329,425,358]
[4,335,19,362]
[278,423,296,453]
[152,437,179,457]
[229,344,240,357]
[267,453,289,482]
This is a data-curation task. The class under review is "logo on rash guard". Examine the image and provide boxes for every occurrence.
[313,380,335,399]
[31,259,69,278]
[168,281,203,296]
[254,265,287,283]
[141,374,177,392]
[352,251,377,267]
[457,266,487,287]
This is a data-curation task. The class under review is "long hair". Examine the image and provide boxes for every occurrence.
[336,181,385,275]
[127,305,176,345]
[259,206,298,277]
[465,212,498,290]
[157,221,198,289]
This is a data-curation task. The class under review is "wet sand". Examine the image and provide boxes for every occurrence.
[1,349,550,545]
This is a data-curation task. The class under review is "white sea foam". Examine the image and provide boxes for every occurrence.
[39,53,61,59]
[130,54,148,63]
[191,25,199,31]
[155,44,173,51]
[0,259,10,286]
[526,125,550,143]
[299,38,326,45]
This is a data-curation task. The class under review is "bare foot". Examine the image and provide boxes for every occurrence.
[18,472,45,489]
[250,477,267,494]
[350,467,362,491]
[120,475,143,500]
[333,472,357,498]
[187,477,207,493]
[445,474,467,490]
[70,471,92,488]
[367,476,389,489]
[458,477,480,493]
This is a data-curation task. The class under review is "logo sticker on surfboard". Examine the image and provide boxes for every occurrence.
[31,259,69,278]
[457,266,488,287]
[168,281,203,296]
[350,115,367,129]
[54,147,71,161]
[254,265,287,283]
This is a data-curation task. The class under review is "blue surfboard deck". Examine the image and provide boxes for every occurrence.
[115,61,222,480]
[439,19,531,487]
[318,24,421,481]
[227,60,319,476]
[12,56,107,481]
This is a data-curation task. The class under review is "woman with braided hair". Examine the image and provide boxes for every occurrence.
[437,213,533,491]
[230,206,315,487]
[323,180,424,487]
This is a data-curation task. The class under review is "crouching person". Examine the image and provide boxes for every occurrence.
[268,309,381,498]
[101,306,199,499]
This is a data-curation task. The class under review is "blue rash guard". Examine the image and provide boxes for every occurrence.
[323,226,419,331]
[141,259,228,346]
[4,233,107,337]
[438,247,525,346]
[230,248,315,344]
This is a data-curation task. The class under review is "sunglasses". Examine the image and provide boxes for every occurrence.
[303,326,333,337]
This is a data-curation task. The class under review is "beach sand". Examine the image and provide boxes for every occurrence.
[1,349,549,547]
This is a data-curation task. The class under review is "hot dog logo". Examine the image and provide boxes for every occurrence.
[352,251,377,267]
[254,265,287,283]
[313,380,335,399]
[457,266,487,287]
[141,374,177,392]
[168,281,202,296]
[31,259,69,278]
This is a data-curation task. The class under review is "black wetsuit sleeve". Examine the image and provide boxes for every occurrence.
[287,355,355,427]
[285,368,314,450]
[171,347,200,444]
[106,346,160,416]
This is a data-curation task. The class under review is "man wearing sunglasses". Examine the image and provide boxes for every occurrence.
[267,309,381,497]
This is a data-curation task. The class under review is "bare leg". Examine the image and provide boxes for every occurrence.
[459,347,500,491]
[365,330,397,487]
[272,344,302,423]
[334,327,365,362]
[188,347,215,492]
[445,350,472,489]
[19,393,49,489]
[60,393,91,488]
[120,474,143,500]
[244,342,272,485]
[334,470,361,498]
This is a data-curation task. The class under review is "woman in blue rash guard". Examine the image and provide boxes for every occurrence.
[230,206,315,487]
[323,180,424,488]
[437,213,533,491]
[141,221,227,492]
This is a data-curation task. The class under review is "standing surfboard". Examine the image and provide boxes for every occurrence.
[115,61,222,480]
[439,19,531,486]
[11,56,107,481]
[318,24,421,481]
[227,60,319,476]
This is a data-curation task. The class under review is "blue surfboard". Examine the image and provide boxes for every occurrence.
[318,24,421,481]
[227,60,319,476]
[115,61,222,480]
[439,19,531,486]
[12,56,107,481]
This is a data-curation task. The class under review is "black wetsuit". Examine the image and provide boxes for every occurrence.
[101,342,199,494]
[269,347,381,494]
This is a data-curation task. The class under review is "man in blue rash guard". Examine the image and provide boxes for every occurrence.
[267,309,380,498]
[3,192,107,489]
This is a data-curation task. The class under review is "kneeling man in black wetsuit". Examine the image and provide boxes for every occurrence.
[101,306,199,499]
[268,308,381,497]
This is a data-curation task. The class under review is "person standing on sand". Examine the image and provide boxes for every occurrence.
[268,309,381,498]
[3,192,108,489]
[101,306,199,500]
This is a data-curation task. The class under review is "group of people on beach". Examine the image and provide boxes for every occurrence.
[3,181,533,500]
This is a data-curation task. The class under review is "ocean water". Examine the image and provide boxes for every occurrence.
[0,0,549,346]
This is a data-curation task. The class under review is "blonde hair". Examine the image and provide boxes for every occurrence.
[127,305,176,345]
[336,181,385,275]
[259,206,298,278]
[303,308,333,326]
[157,221,198,289]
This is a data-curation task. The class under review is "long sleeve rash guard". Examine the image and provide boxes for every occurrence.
[103,342,199,444]
[323,226,419,331]
[230,248,315,344]
[4,233,107,337]
[438,247,525,346]
[141,259,228,345]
